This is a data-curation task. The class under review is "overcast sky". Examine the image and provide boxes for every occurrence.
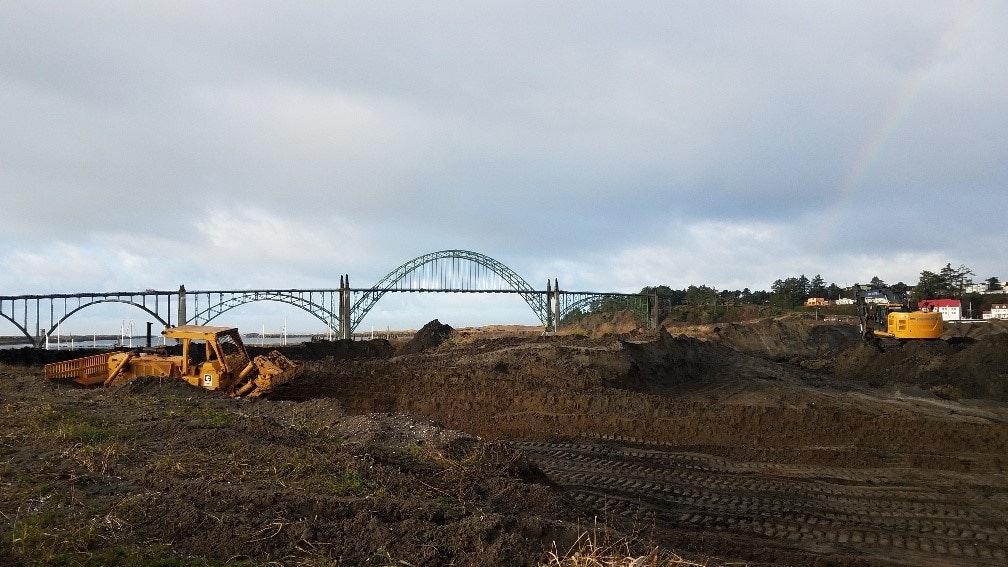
[2,2,1005,332]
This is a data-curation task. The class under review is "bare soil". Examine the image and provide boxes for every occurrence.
[3,316,1008,566]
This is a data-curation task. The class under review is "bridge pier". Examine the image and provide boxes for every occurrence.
[178,285,187,327]
[553,278,560,333]
[339,275,351,340]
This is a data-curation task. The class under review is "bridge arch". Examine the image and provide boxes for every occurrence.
[43,299,170,345]
[350,249,548,332]
[188,291,339,333]
[0,312,35,347]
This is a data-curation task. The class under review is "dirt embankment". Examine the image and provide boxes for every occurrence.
[710,316,1008,401]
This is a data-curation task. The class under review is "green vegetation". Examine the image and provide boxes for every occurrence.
[2,489,243,567]
[568,261,1005,325]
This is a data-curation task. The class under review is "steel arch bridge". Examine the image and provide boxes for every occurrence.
[348,249,551,331]
[0,250,655,347]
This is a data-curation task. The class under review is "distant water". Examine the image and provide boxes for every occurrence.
[0,335,320,350]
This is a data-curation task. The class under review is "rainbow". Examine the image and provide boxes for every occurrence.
[816,3,986,249]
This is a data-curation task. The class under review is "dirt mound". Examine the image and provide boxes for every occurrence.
[832,330,1008,400]
[249,338,394,361]
[706,316,1008,401]
[710,316,860,365]
[396,319,454,356]
[614,328,736,395]
[0,346,110,367]
[562,309,646,336]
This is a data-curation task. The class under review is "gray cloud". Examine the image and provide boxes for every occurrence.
[1,1,1005,330]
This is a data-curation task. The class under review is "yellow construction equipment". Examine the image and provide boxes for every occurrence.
[44,325,302,397]
[854,285,943,341]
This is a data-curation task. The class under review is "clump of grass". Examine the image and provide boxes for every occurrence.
[328,465,372,496]
[543,528,715,567]
[57,421,115,445]
[5,494,202,566]
[273,450,375,496]
[196,407,235,429]
[290,420,330,439]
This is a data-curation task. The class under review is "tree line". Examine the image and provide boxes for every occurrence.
[637,263,1004,321]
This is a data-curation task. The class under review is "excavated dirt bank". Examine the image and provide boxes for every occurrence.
[3,317,1008,565]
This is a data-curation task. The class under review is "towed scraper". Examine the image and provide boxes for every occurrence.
[44,325,302,398]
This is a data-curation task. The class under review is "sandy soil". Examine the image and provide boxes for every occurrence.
[3,316,1007,565]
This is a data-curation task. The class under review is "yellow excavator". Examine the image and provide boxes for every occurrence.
[44,325,301,397]
[854,285,943,341]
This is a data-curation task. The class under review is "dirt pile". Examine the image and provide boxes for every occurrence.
[0,346,108,367]
[710,315,860,366]
[249,337,395,361]
[831,331,1008,400]
[710,317,1008,401]
[396,319,454,356]
[563,309,644,335]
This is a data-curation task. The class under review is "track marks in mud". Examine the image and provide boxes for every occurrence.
[514,441,1008,566]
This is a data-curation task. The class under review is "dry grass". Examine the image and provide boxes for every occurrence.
[543,528,719,567]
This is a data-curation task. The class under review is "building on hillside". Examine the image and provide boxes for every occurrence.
[804,297,832,307]
[918,299,961,321]
[834,298,855,305]
[965,283,989,294]
[982,304,1008,320]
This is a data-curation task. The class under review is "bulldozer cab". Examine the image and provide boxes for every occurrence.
[166,326,252,380]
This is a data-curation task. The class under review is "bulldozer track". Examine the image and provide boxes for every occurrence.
[514,440,1008,565]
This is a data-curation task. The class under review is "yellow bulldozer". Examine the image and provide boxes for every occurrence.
[43,325,302,398]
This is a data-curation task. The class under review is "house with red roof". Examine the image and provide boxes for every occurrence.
[918,299,961,321]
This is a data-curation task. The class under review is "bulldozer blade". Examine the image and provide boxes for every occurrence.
[238,350,302,397]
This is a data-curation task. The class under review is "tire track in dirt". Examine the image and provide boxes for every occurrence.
[514,440,1008,566]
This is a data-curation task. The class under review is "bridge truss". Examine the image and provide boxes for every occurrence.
[0,250,655,347]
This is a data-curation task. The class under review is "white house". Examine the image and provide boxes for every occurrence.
[965,283,989,294]
[983,304,1008,320]
[918,299,961,321]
